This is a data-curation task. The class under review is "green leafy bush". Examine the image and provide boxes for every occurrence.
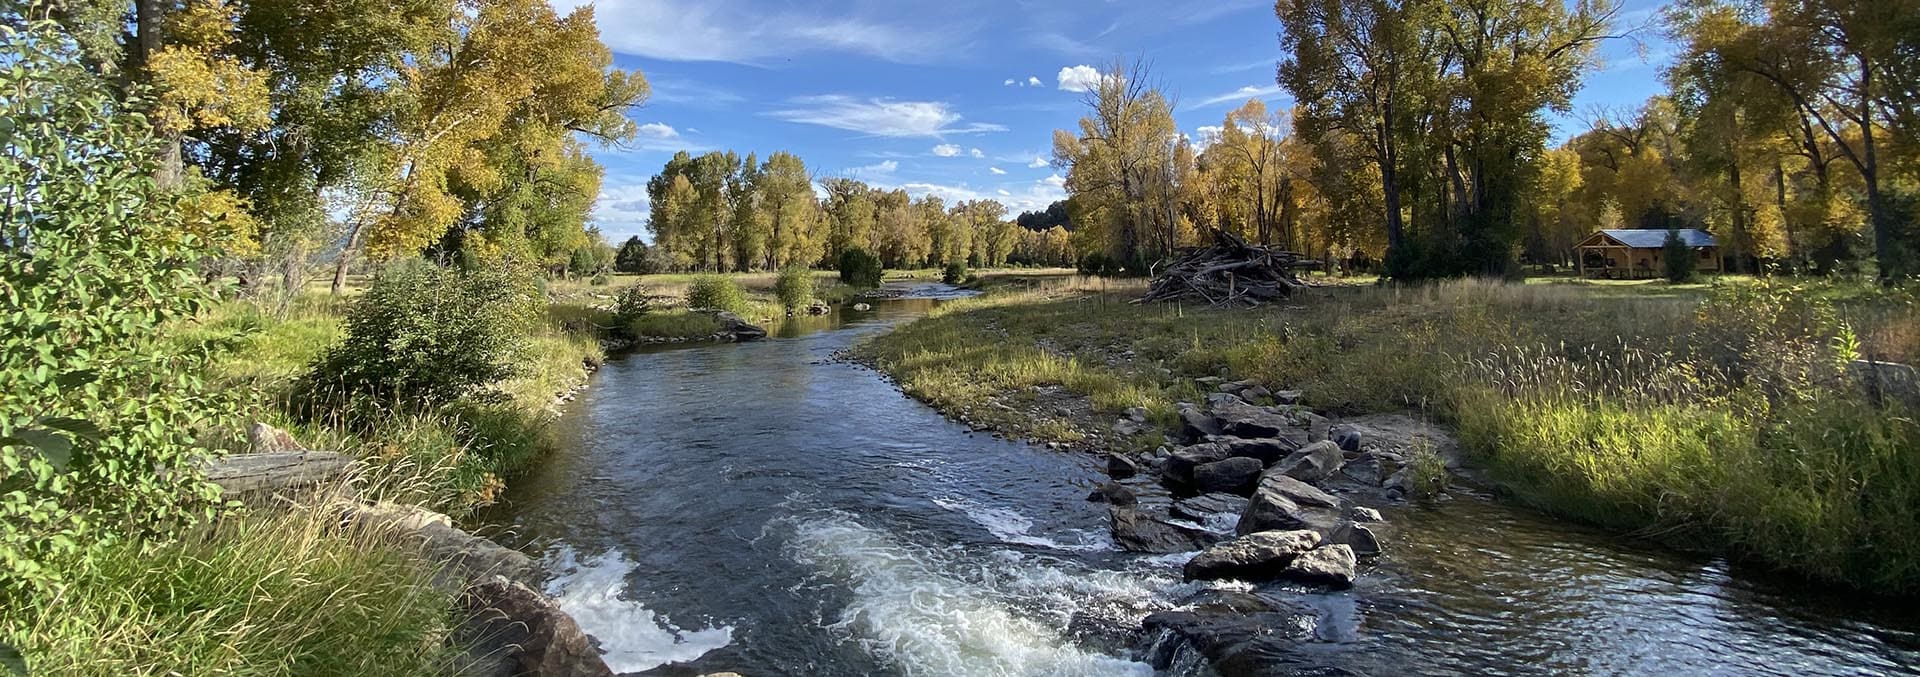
[838,247,884,288]
[1664,229,1697,283]
[0,23,235,591]
[304,261,541,411]
[686,274,747,314]
[613,283,656,323]
[942,261,969,285]
[776,265,815,311]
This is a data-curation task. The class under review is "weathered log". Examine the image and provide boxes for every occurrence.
[201,451,357,500]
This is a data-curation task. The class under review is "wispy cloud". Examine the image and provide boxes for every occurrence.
[932,144,962,157]
[989,166,1007,175]
[768,95,1006,138]
[557,0,967,65]
[1191,84,1287,108]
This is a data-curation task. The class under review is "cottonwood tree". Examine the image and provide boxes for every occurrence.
[1051,60,1181,271]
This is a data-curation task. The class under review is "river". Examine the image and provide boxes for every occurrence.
[487,283,1920,676]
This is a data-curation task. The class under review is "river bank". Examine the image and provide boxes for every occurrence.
[483,280,1919,676]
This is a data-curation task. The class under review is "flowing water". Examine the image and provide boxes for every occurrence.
[487,283,1920,676]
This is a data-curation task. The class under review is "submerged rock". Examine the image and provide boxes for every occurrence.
[1183,529,1322,581]
[1280,544,1357,588]
[1140,590,1331,676]
[1109,506,1218,553]
[1192,456,1264,495]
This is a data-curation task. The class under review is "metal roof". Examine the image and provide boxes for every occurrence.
[1593,229,1717,248]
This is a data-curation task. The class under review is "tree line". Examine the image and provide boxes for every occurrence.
[1050,0,1919,281]
[636,150,1079,272]
[21,0,647,295]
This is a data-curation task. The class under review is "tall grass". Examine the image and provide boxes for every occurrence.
[860,276,1920,591]
[3,507,464,676]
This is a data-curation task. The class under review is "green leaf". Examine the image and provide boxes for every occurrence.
[37,417,102,441]
[3,429,73,471]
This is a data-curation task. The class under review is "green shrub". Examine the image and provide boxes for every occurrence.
[1664,229,1697,283]
[776,265,815,311]
[686,274,747,314]
[0,23,235,591]
[942,261,969,285]
[613,284,656,323]
[838,247,884,288]
[303,261,541,411]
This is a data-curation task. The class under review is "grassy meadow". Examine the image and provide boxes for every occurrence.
[854,274,1920,592]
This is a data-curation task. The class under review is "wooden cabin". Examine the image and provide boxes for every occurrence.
[1574,229,1720,279]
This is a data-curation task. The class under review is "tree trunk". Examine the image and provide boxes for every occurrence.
[135,0,183,190]
[1729,157,1748,274]
[331,220,362,295]
[1858,58,1897,283]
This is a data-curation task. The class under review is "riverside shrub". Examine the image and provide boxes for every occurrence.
[304,261,541,411]
[776,265,814,311]
[838,247,884,288]
[0,23,239,591]
[686,274,747,315]
[942,261,969,285]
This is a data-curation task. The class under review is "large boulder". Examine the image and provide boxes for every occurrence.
[700,310,767,342]
[1163,443,1233,484]
[1338,454,1386,487]
[457,577,615,677]
[1109,506,1218,553]
[1280,544,1357,588]
[1216,436,1298,465]
[1238,471,1344,537]
[1140,590,1329,677]
[1207,395,1300,439]
[1182,530,1321,581]
[1106,452,1139,479]
[1191,457,1263,494]
[1329,521,1382,558]
[1171,493,1249,524]
[1273,440,1344,484]
[1177,404,1223,441]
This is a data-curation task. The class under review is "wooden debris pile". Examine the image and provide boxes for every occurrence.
[1137,229,1318,307]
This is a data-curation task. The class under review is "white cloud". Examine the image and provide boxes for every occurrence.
[969,148,985,158]
[1194,84,1287,108]
[989,167,1007,175]
[1057,64,1104,92]
[1028,157,1050,169]
[932,144,962,157]
[590,179,653,242]
[554,0,961,65]
[635,122,679,139]
[768,96,1006,138]
[997,189,1012,196]
[846,160,900,179]
[1004,78,1016,86]
[1027,76,1043,87]
[1042,174,1066,189]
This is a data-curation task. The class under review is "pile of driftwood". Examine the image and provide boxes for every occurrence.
[1137,229,1317,307]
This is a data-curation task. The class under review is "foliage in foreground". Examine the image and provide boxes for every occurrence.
[3,509,462,676]
[858,277,1920,591]
[303,261,542,411]
[0,23,236,591]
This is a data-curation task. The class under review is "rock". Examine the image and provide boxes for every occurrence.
[1273,440,1344,483]
[1192,457,1263,495]
[247,421,306,453]
[1140,591,1326,676]
[1238,471,1344,536]
[805,301,831,315]
[1177,405,1223,441]
[1272,390,1304,405]
[1209,396,1300,439]
[1280,544,1357,588]
[698,310,768,341]
[1349,506,1385,523]
[1086,482,1137,506]
[1109,506,1218,553]
[1241,385,1272,402]
[1216,436,1298,465]
[1171,493,1250,523]
[1194,376,1224,386]
[1384,468,1414,498]
[1333,429,1364,453]
[1305,413,1331,442]
[1163,443,1233,484]
[1338,454,1385,486]
[1183,530,1322,581]
[1106,452,1139,479]
[457,577,615,677]
[852,302,872,311]
[1112,418,1147,436]
[1329,521,1382,557]
[1124,406,1150,423]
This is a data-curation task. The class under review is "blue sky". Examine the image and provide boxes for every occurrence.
[562,0,1679,243]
